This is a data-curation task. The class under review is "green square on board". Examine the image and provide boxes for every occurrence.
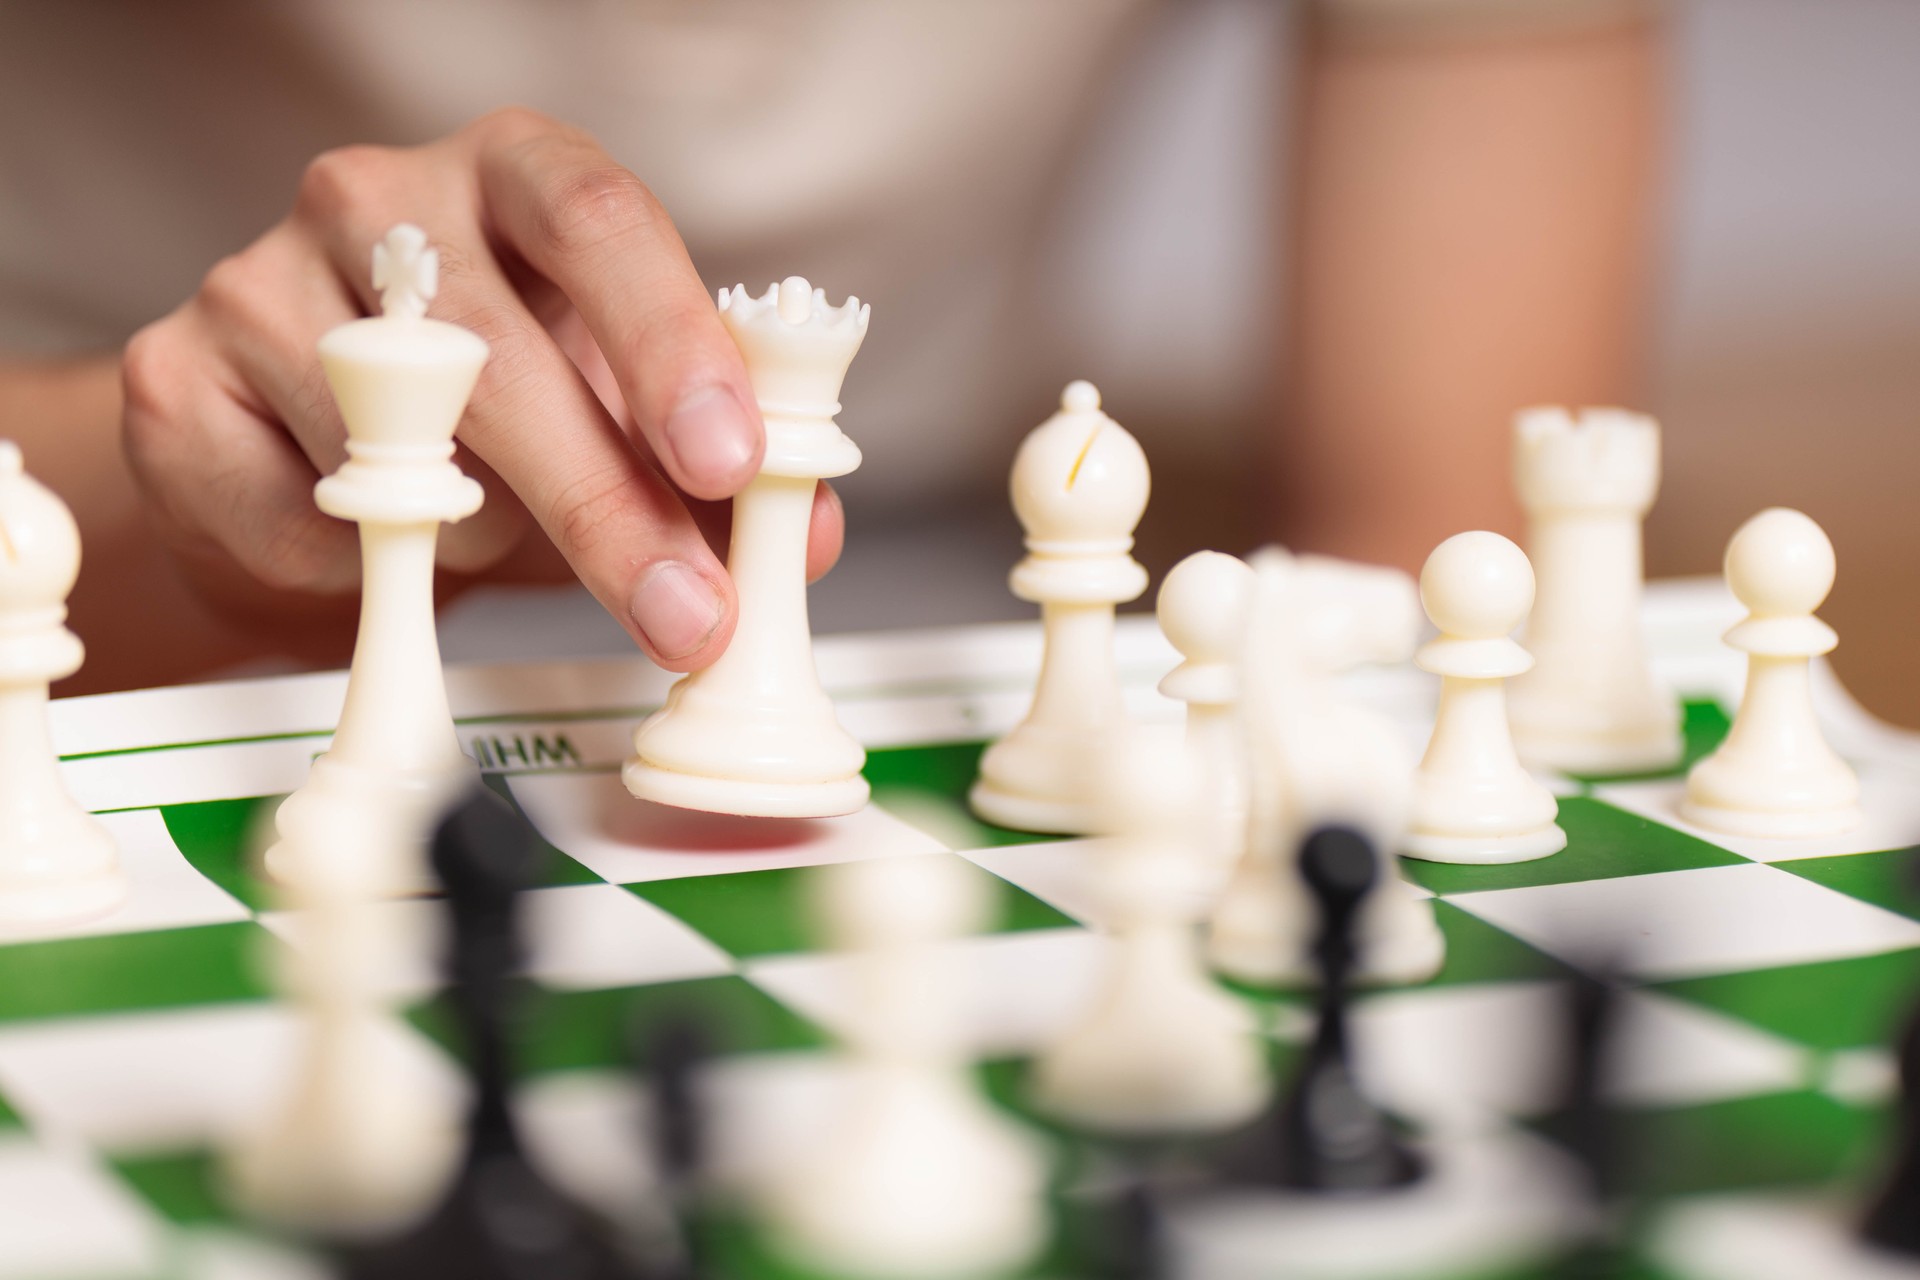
[1402,797,1745,897]
[1653,948,1920,1053]
[1778,846,1920,921]
[863,740,1053,849]
[161,796,280,912]
[411,975,827,1077]
[1619,1090,1881,1197]
[0,922,271,1023]
[629,856,1074,960]
[111,1149,229,1227]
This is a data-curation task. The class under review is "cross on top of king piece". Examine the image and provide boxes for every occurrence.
[3,5,1918,1278]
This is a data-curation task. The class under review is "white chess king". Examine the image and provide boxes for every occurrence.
[626,278,870,818]
[268,225,487,894]
[1508,407,1681,773]
[970,381,1150,834]
[0,443,126,924]
[1682,508,1860,837]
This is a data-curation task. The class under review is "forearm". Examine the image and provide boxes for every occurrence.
[1274,9,1665,570]
[0,356,257,692]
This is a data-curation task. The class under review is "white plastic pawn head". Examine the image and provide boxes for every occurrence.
[812,853,988,954]
[0,442,82,618]
[1415,531,1536,678]
[1727,508,1834,619]
[1721,508,1840,657]
[1091,733,1207,916]
[1157,551,1255,705]
[1007,382,1150,605]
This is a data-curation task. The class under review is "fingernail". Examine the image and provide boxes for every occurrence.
[666,386,758,489]
[629,562,725,661]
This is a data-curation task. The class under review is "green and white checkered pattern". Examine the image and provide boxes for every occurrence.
[0,582,1914,1279]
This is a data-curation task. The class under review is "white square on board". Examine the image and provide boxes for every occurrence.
[261,883,734,1000]
[1594,763,1920,864]
[0,1136,164,1278]
[0,1004,460,1153]
[1448,863,1920,982]
[0,809,249,949]
[746,927,1126,1059]
[507,771,946,886]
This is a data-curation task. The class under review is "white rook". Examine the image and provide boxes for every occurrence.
[626,278,870,818]
[0,444,125,924]
[1508,407,1680,773]
[970,381,1150,835]
[268,224,486,895]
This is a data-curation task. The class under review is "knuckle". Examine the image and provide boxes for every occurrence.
[294,145,393,222]
[119,320,190,431]
[550,465,638,561]
[195,251,269,329]
[534,162,655,257]
[471,104,560,145]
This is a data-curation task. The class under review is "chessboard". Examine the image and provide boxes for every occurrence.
[3,578,1918,1280]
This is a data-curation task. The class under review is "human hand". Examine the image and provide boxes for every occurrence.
[121,107,841,670]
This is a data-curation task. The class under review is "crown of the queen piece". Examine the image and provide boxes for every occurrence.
[1513,406,1660,513]
[719,276,869,417]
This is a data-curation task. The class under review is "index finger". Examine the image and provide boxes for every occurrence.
[469,110,763,503]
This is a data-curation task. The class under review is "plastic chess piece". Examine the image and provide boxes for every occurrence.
[971,381,1150,834]
[627,278,870,818]
[221,792,459,1237]
[268,225,487,897]
[1218,825,1424,1193]
[1403,532,1567,864]
[629,1011,714,1280]
[0,442,125,924]
[1028,732,1269,1136]
[760,854,1050,1280]
[1682,508,1861,837]
[1860,1001,1920,1255]
[1508,407,1682,773]
[346,789,641,1280]
[1549,959,1634,1279]
[1156,550,1257,881]
[1207,548,1443,986]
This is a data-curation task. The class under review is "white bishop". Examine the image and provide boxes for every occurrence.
[0,443,125,924]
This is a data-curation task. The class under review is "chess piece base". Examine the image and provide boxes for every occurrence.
[1512,722,1684,775]
[0,866,125,926]
[266,752,475,897]
[0,809,126,926]
[1402,823,1568,865]
[624,757,869,819]
[1679,798,1862,840]
[967,779,1091,836]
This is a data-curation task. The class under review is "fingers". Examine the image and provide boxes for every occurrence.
[313,211,740,671]
[122,314,361,598]
[469,110,764,503]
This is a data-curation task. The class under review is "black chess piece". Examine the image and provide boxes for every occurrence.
[344,789,647,1280]
[1549,960,1633,1279]
[1860,1000,1920,1256]
[1217,824,1424,1192]
[627,1011,715,1280]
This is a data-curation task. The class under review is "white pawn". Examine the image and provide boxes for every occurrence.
[628,277,870,818]
[1403,532,1567,864]
[1029,732,1268,1135]
[268,224,487,895]
[0,443,125,924]
[1156,550,1258,882]
[222,795,458,1235]
[971,381,1150,834]
[1683,509,1860,837]
[1508,407,1682,773]
[763,854,1049,1280]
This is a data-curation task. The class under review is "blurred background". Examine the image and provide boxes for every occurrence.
[3,0,1919,718]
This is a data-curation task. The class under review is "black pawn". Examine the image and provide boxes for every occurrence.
[1860,1001,1920,1256]
[1220,824,1423,1192]
[628,1012,715,1279]
[345,789,642,1280]
[1550,961,1632,1278]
